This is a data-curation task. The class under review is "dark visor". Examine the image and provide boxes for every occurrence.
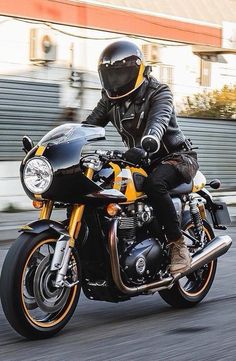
[99,63,140,98]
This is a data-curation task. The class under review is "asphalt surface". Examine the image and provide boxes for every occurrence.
[0,221,236,361]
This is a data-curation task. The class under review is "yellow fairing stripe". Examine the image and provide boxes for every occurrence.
[109,162,122,191]
[124,171,136,202]
[135,63,145,89]
[35,145,46,156]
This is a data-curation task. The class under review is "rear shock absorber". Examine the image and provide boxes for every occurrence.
[189,197,203,241]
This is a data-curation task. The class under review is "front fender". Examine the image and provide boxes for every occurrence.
[19,219,69,237]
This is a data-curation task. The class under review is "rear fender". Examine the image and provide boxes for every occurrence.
[19,219,69,237]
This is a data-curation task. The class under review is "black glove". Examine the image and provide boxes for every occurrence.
[141,135,160,153]
[124,147,146,165]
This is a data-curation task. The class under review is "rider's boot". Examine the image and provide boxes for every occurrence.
[169,236,192,275]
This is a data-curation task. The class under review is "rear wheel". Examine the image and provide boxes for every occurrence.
[0,230,81,339]
[159,218,217,308]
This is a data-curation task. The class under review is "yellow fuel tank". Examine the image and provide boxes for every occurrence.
[109,162,147,202]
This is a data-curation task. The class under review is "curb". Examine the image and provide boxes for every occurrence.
[0,212,235,245]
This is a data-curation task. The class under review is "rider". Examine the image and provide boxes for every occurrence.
[84,40,199,275]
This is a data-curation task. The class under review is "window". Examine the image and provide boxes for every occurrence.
[159,64,174,90]
[200,59,211,87]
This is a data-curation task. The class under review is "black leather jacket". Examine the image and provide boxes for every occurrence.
[85,76,187,160]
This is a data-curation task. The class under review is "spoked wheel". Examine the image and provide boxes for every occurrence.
[0,231,81,339]
[159,218,217,308]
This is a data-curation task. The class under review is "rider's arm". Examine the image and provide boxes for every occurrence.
[83,90,110,127]
[141,84,173,152]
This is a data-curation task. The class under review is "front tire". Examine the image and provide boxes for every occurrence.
[159,218,217,308]
[0,230,81,339]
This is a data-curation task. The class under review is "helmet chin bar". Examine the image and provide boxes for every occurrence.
[105,79,145,100]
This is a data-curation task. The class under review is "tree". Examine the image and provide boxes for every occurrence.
[179,85,236,119]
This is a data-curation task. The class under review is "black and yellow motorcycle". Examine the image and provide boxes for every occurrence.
[0,123,232,339]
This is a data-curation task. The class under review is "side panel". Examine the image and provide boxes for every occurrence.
[129,167,147,200]
[192,170,206,193]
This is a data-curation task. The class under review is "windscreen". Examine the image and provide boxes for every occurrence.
[39,124,106,146]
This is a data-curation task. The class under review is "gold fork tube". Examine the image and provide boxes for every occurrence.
[68,167,95,247]
[39,200,54,220]
[68,205,85,247]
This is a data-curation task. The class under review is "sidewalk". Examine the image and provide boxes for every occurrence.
[0,206,235,243]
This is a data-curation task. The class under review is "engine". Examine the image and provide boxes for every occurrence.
[118,201,164,285]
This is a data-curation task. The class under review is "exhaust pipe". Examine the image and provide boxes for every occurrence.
[108,219,232,295]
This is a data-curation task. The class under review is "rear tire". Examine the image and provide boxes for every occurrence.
[0,230,81,339]
[159,217,217,308]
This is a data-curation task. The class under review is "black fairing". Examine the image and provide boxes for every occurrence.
[20,124,105,203]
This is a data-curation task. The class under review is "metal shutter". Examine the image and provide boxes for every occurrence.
[0,77,235,191]
[0,79,61,160]
[178,117,236,190]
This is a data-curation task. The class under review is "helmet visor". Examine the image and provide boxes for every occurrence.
[99,62,140,98]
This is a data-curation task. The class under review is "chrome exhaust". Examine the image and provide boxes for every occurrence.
[173,234,232,283]
[108,219,232,295]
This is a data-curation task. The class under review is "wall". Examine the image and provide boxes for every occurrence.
[0,16,236,210]
[1,115,236,210]
[0,16,235,97]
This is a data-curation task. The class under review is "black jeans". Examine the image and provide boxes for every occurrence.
[143,163,184,242]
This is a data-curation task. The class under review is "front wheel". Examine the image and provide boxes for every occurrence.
[159,217,217,308]
[0,230,81,339]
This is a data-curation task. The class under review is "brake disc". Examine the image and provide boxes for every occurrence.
[33,255,70,314]
[23,266,38,310]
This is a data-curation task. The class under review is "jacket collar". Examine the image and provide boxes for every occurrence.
[132,76,160,104]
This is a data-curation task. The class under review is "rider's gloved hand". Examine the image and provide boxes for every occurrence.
[141,135,160,153]
[124,147,146,165]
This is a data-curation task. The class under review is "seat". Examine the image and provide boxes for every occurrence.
[170,181,193,195]
[170,171,206,195]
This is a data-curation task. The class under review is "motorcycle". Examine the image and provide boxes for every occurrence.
[0,123,232,339]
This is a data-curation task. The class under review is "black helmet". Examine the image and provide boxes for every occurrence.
[98,40,145,99]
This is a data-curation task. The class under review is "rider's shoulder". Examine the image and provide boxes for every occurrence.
[148,76,170,92]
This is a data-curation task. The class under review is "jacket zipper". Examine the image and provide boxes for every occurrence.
[121,115,135,122]
[136,111,144,129]
[161,139,170,154]
[114,105,130,147]
[117,107,135,147]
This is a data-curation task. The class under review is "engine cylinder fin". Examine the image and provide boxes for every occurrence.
[119,216,137,229]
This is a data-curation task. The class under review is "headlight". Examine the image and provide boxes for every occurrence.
[23,157,53,194]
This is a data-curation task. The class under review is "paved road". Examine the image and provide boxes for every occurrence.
[0,227,236,361]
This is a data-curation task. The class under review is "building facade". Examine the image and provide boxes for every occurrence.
[0,0,235,209]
